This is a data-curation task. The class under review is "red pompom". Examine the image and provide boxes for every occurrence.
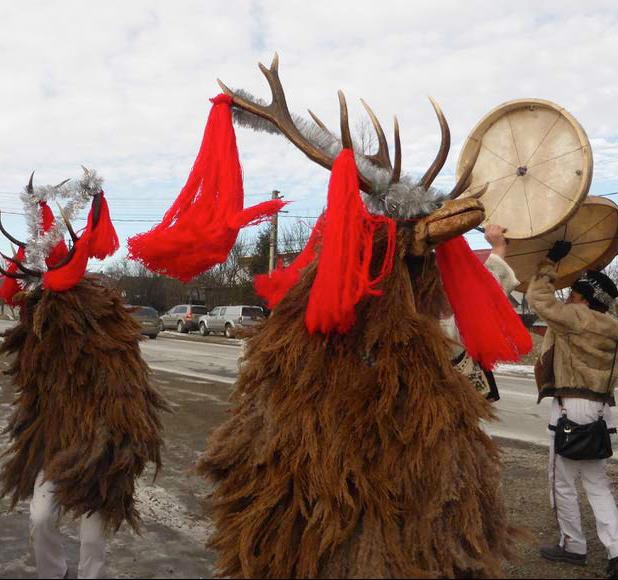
[88,192,119,260]
[304,149,396,335]
[128,94,284,282]
[436,236,532,369]
[43,231,91,292]
[254,216,325,309]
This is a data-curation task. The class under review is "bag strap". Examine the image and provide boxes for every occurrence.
[557,395,566,417]
[555,344,618,420]
[607,343,618,394]
[598,343,618,419]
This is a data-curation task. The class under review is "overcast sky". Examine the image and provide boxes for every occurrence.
[1,0,618,267]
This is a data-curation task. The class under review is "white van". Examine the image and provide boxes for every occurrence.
[199,305,265,338]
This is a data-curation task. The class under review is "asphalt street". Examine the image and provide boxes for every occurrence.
[0,318,549,445]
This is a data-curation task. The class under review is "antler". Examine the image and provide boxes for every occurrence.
[0,253,41,277]
[0,211,26,248]
[222,54,476,200]
[27,171,35,194]
[0,264,29,280]
[47,192,104,272]
[218,53,382,193]
[420,98,451,190]
[56,203,79,243]
[448,139,482,200]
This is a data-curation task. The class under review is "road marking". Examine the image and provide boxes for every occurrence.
[497,388,538,400]
[149,365,236,385]
[158,335,242,350]
[158,385,229,405]
[487,426,549,447]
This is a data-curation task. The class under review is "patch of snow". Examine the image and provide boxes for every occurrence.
[135,484,213,544]
[495,364,535,377]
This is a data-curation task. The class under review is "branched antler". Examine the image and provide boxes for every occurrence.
[219,53,381,193]
[221,53,470,203]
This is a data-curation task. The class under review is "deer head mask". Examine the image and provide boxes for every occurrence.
[129,53,528,366]
[0,168,119,305]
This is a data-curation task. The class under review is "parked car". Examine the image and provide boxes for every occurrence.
[199,305,265,338]
[159,304,210,333]
[126,305,160,339]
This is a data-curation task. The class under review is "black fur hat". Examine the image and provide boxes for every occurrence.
[572,270,618,313]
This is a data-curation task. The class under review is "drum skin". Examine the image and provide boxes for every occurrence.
[457,98,593,240]
[504,196,618,291]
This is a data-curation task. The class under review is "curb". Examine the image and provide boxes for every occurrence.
[157,331,242,347]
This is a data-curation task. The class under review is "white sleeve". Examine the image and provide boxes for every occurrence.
[484,253,520,295]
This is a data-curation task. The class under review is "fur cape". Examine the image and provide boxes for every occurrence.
[198,241,514,579]
[0,276,169,531]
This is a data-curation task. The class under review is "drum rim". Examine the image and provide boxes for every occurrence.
[457,98,593,240]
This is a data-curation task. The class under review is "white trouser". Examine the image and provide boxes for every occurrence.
[30,472,106,579]
[548,398,618,559]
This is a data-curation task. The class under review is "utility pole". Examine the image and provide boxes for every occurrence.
[269,190,281,274]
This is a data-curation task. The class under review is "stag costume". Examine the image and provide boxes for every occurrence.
[129,54,532,578]
[0,171,168,579]
[528,257,618,573]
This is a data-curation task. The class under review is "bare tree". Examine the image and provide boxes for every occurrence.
[355,117,377,156]
[279,219,313,256]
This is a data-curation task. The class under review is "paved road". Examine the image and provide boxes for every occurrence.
[490,374,551,445]
[142,335,240,385]
[0,319,550,445]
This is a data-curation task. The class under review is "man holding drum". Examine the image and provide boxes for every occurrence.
[527,240,618,578]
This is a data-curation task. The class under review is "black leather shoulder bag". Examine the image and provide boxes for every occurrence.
[549,345,618,461]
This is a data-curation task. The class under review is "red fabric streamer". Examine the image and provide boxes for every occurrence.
[0,247,26,306]
[87,192,119,260]
[127,94,285,282]
[39,202,69,267]
[305,149,396,335]
[255,216,325,309]
[436,236,532,369]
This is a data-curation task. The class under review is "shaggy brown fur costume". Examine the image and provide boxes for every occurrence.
[198,236,514,578]
[0,276,169,531]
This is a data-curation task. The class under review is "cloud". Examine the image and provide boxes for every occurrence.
[0,0,617,260]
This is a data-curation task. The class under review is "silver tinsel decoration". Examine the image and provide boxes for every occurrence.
[20,167,103,271]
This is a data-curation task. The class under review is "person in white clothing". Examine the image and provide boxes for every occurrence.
[527,239,618,579]
[30,473,106,579]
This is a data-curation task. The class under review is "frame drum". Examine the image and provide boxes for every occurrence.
[457,99,593,239]
[504,196,618,291]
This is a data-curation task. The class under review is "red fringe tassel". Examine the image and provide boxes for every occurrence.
[254,216,325,309]
[305,149,396,335]
[128,94,285,282]
[436,236,532,369]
